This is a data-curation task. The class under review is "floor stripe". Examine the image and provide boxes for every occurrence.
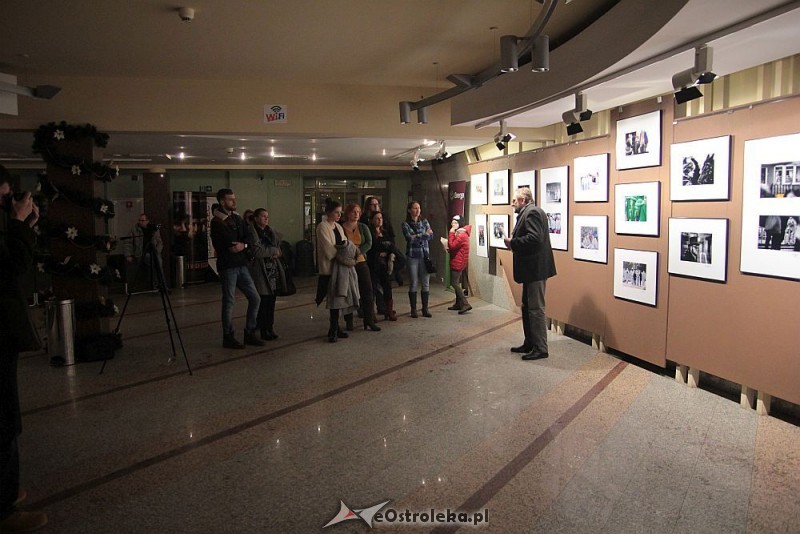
[431,360,628,534]
[29,316,519,509]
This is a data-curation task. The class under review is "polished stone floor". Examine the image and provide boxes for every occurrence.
[15,279,800,533]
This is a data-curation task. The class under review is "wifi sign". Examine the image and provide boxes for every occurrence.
[263,104,288,124]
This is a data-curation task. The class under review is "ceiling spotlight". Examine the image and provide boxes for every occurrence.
[435,140,449,160]
[411,150,422,171]
[0,80,61,100]
[177,7,195,22]
[494,120,516,150]
[399,101,411,124]
[562,110,582,135]
[500,35,519,73]
[417,106,428,124]
[532,34,550,72]
[672,45,716,104]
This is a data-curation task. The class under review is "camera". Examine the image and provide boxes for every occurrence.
[1,190,31,211]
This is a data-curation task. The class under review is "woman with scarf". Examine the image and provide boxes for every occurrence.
[246,208,283,341]
[341,203,380,331]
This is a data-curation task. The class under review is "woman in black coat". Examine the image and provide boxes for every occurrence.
[246,208,282,340]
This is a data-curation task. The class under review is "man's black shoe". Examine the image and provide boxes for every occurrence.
[223,336,246,349]
[244,330,265,346]
[521,352,549,361]
[510,345,532,353]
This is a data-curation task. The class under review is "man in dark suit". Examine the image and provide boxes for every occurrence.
[504,187,557,361]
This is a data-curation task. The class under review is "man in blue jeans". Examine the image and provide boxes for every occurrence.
[210,188,264,349]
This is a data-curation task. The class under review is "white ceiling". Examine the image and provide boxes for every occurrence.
[0,0,798,169]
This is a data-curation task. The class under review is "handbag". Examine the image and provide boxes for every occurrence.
[275,257,296,296]
[423,254,437,274]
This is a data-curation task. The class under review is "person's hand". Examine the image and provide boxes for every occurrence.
[450,220,459,232]
[503,237,512,247]
[230,242,246,253]
[27,201,40,228]
[11,192,34,223]
[426,227,433,235]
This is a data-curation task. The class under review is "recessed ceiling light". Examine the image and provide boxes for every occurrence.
[240,152,246,161]
[178,152,185,160]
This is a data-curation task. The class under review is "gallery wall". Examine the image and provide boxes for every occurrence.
[451,95,800,406]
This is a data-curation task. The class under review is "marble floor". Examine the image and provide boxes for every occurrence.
[15,279,800,533]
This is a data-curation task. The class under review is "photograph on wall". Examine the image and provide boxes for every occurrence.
[573,153,609,202]
[741,133,800,280]
[615,110,662,170]
[540,166,569,250]
[613,248,658,306]
[474,213,489,258]
[614,181,660,236]
[668,218,728,282]
[670,135,731,201]
[490,169,510,205]
[470,172,488,205]
[488,213,509,249]
[512,170,536,201]
[573,215,608,263]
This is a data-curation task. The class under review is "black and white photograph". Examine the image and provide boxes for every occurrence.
[490,169,510,205]
[488,213,509,249]
[615,110,662,170]
[614,248,658,306]
[574,153,609,202]
[614,181,660,236]
[540,166,569,250]
[668,218,729,282]
[512,170,536,199]
[670,136,731,200]
[741,133,800,280]
[470,172,488,205]
[475,213,488,257]
[573,215,608,263]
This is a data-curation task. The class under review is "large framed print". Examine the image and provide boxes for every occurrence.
[474,213,488,257]
[488,214,509,249]
[574,153,609,202]
[670,135,731,201]
[573,215,608,263]
[668,218,728,282]
[470,173,488,205]
[540,166,569,250]
[489,169,510,205]
[741,133,800,280]
[615,181,660,236]
[512,170,536,201]
[613,248,658,306]
[615,110,662,170]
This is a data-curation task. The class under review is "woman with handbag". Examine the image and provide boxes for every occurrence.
[341,203,380,331]
[246,208,282,341]
[401,200,434,318]
[367,211,397,321]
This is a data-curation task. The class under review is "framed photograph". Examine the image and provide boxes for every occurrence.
[488,214,509,249]
[614,181,660,236]
[670,135,731,201]
[741,133,800,280]
[573,153,609,202]
[474,213,489,257]
[615,110,662,170]
[470,173,488,205]
[573,216,608,263]
[512,170,536,201]
[540,166,569,250]
[668,218,728,282]
[613,248,658,306]
[489,169,510,205]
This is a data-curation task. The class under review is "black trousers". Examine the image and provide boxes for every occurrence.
[256,294,276,331]
[354,262,374,316]
[0,344,21,520]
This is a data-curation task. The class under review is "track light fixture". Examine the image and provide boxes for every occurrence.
[500,35,519,73]
[434,140,449,161]
[399,101,411,124]
[411,149,421,171]
[417,106,428,124]
[672,45,716,104]
[494,120,516,150]
[0,80,61,100]
[562,92,593,136]
[532,34,550,72]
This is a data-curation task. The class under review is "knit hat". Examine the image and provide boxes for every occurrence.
[452,215,464,228]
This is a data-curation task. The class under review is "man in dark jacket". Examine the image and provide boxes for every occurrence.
[210,188,263,349]
[504,187,557,361]
[0,166,49,531]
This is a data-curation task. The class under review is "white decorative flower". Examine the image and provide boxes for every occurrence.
[66,226,78,240]
[35,182,42,192]
[114,269,121,279]
[89,263,101,275]
[99,204,109,213]
[71,165,81,175]
[53,130,65,140]
[113,305,119,315]
[37,262,46,273]
[33,225,41,235]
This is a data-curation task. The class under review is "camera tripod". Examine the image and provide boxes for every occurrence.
[104,235,192,375]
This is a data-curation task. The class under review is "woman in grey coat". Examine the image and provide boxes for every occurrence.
[246,208,282,341]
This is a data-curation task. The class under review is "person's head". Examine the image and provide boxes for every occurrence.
[243,209,254,224]
[254,208,269,228]
[512,187,533,213]
[324,198,342,223]
[137,213,150,229]
[364,196,380,214]
[406,201,421,221]
[451,214,464,230]
[216,188,236,211]
[369,210,383,229]
[343,202,361,223]
[687,235,700,251]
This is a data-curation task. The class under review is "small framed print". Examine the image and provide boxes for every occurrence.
[573,215,608,263]
[490,169,510,205]
[470,173,488,205]
[474,213,489,257]
[670,135,731,201]
[615,181,660,236]
[573,153,609,202]
[668,218,728,282]
[512,170,536,201]
[613,248,658,306]
[615,110,662,170]
[488,213,509,249]
[540,166,569,250]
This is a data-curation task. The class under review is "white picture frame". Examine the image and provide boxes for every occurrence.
[613,248,658,306]
[489,169,510,205]
[668,218,728,282]
[670,135,731,201]
[740,133,800,280]
[573,153,609,202]
[615,110,662,170]
[470,173,488,205]
[488,213,509,249]
[512,170,536,202]
[573,215,608,263]
[539,166,569,250]
[474,213,488,257]
[614,181,660,236]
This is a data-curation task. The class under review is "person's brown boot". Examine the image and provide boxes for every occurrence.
[0,510,48,532]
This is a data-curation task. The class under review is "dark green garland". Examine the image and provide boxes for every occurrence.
[33,121,117,182]
[37,173,115,220]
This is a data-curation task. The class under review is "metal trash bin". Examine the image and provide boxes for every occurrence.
[47,299,76,365]
[174,255,185,288]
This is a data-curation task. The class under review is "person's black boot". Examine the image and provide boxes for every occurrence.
[409,292,418,318]
[344,313,354,331]
[328,310,339,342]
[421,291,432,318]
[244,330,265,346]
[223,334,245,349]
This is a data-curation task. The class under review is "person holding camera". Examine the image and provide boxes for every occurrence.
[0,165,49,532]
[123,213,163,291]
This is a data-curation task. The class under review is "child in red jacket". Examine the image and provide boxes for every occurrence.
[447,215,472,314]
